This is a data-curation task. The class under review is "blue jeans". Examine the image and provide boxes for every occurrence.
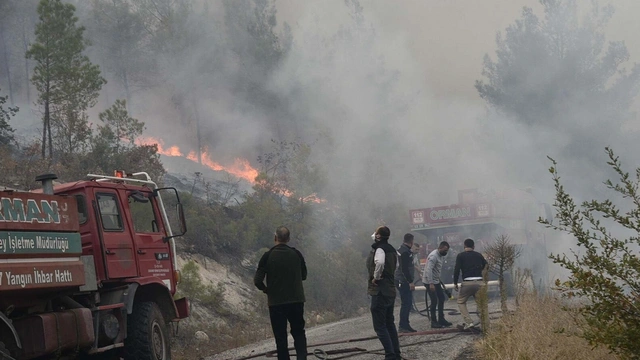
[427,283,445,321]
[396,281,413,328]
[370,294,401,360]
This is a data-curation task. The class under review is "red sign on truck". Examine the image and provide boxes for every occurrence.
[0,261,85,291]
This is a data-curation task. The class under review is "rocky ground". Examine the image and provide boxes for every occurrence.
[211,296,504,360]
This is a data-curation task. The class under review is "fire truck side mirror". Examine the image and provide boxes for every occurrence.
[153,187,188,240]
[176,203,187,236]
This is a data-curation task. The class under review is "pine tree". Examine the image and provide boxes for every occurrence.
[0,88,17,147]
[95,99,144,155]
[26,0,106,160]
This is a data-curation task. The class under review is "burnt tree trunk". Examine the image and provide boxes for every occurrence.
[123,68,132,116]
[191,93,202,164]
[498,266,508,314]
[0,21,14,105]
[42,98,49,159]
[22,20,30,104]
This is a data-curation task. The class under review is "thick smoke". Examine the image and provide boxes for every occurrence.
[5,0,640,280]
[264,0,640,281]
[268,1,638,207]
[81,0,640,240]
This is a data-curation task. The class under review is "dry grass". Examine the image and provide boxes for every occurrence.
[475,294,618,360]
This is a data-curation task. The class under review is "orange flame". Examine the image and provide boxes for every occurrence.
[136,137,183,157]
[186,150,259,184]
[135,136,324,203]
[136,137,258,183]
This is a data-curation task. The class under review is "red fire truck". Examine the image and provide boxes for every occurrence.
[410,188,553,287]
[0,171,188,360]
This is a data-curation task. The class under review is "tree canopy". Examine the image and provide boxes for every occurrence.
[476,0,640,129]
[26,0,106,159]
[0,88,16,147]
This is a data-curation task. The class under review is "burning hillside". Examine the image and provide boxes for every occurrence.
[136,136,259,183]
[136,137,324,203]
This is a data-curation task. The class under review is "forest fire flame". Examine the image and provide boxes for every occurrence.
[135,136,324,203]
[136,136,259,183]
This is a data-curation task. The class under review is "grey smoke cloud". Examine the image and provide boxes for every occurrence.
[271,0,640,206]
[276,0,640,107]
[5,0,639,282]
[266,0,640,282]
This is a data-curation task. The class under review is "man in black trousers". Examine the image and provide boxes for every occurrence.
[395,233,417,332]
[254,226,308,360]
[367,226,401,360]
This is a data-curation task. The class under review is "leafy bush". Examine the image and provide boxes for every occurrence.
[176,260,226,313]
[541,148,640,358]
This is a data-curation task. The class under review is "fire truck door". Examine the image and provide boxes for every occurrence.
[126,192,173,291]
[96,192,138,279]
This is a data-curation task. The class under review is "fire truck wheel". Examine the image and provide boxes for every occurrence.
[0,342,13,360]
[124,302,171,360]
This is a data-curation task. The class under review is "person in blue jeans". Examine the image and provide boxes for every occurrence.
[366,226,401,360]
[395,233,417,332]
[254,226,308,360]
[423,241,453,328]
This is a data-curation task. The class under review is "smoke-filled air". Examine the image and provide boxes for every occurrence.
[1,0,640,358]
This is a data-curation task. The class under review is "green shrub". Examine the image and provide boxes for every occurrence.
[541,148,640,358]
[176,260,227,313]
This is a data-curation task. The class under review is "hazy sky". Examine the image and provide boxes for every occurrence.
[277,0,640,105]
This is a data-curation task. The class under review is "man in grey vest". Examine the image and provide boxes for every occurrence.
[367,226,401,360]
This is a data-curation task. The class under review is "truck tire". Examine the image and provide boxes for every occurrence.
[0,342,14,360]
[78,350,118,360]
[124,302,171,360]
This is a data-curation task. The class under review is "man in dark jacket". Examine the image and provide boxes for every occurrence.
[254,226,308,360]
[394,233,417,332]
[453,238,488,330]
[367,226,401,360]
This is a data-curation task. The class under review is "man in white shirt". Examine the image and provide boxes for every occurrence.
[366,226,401,360]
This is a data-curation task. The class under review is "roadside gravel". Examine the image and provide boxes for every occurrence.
[211,297,503,360]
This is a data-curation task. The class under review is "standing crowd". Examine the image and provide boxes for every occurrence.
[253,225,487,360]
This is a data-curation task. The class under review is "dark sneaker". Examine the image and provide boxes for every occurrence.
[431,321,443,329]
[439,318,453,327]
[399,326,417,333]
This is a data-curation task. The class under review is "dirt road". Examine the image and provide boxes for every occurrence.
[212,296,502,360]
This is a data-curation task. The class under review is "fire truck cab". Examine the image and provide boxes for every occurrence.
[0,171,188,360]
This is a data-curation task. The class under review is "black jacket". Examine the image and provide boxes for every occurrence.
[254,243,307,306]
[453,250,487,285]
[394,243,414,284]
